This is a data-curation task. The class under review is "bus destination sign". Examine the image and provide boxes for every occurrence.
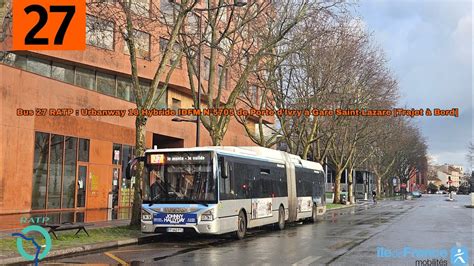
[147,152,210,165]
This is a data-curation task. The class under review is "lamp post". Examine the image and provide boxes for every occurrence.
[172,0,247,147]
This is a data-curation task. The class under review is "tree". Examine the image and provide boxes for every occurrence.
[391,121,428,189]
[368,117,403,197]
[467,142,473,169]
[0,0,11,43]
[180,0,337,146]
[235,4,347,151]
[322,20,397,203]
[87,0,199,227]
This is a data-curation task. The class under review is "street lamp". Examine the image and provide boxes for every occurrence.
[171,116,199,145]
[192,0,247,147]
[171,1,247,147]
[171,117,198,123]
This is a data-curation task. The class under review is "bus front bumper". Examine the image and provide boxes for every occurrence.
[141,219,221,234]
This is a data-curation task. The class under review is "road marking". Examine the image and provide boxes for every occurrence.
[292,256,321,266]
[113,248,172,254]
[104,251,129,266]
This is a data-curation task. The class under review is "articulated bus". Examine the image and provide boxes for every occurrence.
[127,146,326,239]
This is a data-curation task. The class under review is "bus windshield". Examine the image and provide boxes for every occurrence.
[143,152,216,204]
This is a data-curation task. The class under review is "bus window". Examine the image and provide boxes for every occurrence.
[219,157,234,200]
[150,169,166,201]
[296,167,314,197]
[232,162,250,199]
[144,151,216,204]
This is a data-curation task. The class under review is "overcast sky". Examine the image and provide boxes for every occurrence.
[355,0,473,172]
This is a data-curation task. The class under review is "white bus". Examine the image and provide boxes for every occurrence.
[127,146,326,239]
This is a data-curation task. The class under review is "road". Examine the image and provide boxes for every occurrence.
[47,194,473,265]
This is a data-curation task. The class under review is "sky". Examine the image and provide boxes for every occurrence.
[355,0,473,172]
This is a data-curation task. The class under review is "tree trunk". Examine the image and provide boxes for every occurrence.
[301,144,310,160]
[376,175,382,199]
[348,168,354,204]
[211,132,223,146]
[333,168,343,204]
[130,116,147,228]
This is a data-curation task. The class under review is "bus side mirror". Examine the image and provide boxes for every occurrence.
[125,156,145,180]
[221,159,229,179]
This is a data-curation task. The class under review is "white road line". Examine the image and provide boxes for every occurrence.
[292,256,322,266]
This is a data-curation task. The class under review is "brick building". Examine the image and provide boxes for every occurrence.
[0,3,260,226]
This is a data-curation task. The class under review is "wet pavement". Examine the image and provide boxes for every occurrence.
[45,194,473,265]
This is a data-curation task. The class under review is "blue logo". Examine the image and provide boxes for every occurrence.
[153,213,197,224]
[12,225,52,266]
[450,246,469,265]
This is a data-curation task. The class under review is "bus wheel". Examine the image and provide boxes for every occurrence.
[277,206,285,230]
[310,204,318,223]
[235,210,247,240]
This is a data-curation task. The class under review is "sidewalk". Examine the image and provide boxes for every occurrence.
[0,219,160,264]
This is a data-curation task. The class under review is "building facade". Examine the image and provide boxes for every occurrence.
[0,10,259,224]
[429,164,463,189]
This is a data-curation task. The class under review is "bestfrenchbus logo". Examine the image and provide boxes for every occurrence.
[376,246,469,266]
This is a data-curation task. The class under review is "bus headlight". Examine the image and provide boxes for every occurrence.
[142,209,153,221]
[200,209,215,221]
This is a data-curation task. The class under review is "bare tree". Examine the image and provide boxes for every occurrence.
[233,3,346,149]
[180,0,328,145]
[366,117,404,198]
[467,142,473,169]
[238,5,348,157]
[87,0,199,227]
[322,18,398,203]
[391,121,428,191]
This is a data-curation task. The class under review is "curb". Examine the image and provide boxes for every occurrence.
[326,201,373,211]
[0,233,160,264]
[326,204,356,211]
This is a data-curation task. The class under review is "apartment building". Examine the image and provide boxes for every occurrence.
[429,164,463,188]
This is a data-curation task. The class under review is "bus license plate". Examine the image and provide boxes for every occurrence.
[166,228,184,233]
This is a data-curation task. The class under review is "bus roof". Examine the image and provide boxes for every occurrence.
[145,146,324,172]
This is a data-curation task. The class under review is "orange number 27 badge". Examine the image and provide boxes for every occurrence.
[13,0,86,50]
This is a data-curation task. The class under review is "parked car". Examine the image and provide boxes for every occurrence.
[458,185,471,195]
[411,191,422,198]
[435,190,443,194]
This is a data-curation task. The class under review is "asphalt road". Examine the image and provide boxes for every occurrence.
[46,194,473,266]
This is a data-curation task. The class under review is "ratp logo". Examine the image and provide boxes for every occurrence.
[450,246,469,265]
[12,225,52,266]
